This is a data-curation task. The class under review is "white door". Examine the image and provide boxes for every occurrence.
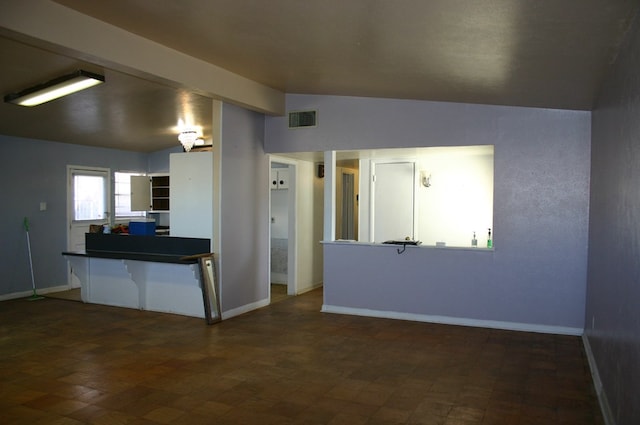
[372,161,415,242]
[67,166,111,287]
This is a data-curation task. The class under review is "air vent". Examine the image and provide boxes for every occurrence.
[288,110,317,128]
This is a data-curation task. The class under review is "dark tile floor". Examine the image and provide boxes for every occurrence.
[1,288,603,424]
[45,284,291,305]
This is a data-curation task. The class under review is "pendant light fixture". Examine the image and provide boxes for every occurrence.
[178,127,199,152]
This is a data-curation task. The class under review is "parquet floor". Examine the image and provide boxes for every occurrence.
[270,283,289,304]
[0,288,603,424]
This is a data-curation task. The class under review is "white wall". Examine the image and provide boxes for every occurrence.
[295,160,324,293]
[415,147,493,247]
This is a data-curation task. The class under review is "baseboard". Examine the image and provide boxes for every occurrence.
[296,282,323,295]
[0,284,72,301]
[582,334,615,425]
[321,304,583,336]
[221,297,270,320]
[221,283,323,320]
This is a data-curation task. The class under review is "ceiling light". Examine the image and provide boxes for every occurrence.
[178,127,199,152]
[4,70,105,107]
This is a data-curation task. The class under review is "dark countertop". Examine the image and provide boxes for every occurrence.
[62,250,201,264]
[62,233,213,264]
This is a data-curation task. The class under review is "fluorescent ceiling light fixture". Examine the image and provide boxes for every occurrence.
[4,70,105,107]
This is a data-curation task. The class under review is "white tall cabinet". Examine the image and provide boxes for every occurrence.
[169,152,213,248]
[270,168,289,189]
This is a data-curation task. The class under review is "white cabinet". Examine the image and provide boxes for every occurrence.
[130,175,170,212]
[169,152,213,244]
[271,168,289,190]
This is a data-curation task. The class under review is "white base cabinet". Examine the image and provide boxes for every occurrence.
[64,256,205,318]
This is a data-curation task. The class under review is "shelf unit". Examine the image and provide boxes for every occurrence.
[151,175,170,211]
[131,174,170,212]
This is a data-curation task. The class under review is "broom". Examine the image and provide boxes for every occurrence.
[24,217,44,301]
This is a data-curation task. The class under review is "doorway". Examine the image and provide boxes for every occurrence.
[269,158,297,299]
[335,163,359,240]
[67,165,111,287]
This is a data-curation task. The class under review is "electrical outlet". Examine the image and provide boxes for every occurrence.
[39,201,47,211]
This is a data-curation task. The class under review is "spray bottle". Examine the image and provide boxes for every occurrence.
[487,228,492,248]
[471,231,477,247]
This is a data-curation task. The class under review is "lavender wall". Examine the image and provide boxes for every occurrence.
[266,95,591,331]
[148,145,183,173]
[0,135,148,297]
[220,103,270,311]
[586,11,640,425]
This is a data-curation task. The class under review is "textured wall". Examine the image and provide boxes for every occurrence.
[220,103,269,310]
[148,145,184,173]
[586,11,640,425]
[0,136,148,296]
[266,95,591,331]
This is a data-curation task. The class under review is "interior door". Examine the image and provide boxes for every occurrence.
[372,161,415,242]
[67,166,111,287]
[335,167,359,240]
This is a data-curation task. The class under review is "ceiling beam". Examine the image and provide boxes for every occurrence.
[0,0,285,115]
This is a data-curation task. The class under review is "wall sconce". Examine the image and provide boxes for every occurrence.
[4,70,105,107]
[420,171,431,187]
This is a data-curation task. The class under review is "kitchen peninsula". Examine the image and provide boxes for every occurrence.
[63,233,214,319]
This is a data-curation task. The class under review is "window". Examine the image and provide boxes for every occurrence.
[72,172,108,221]
[114,172,146,218]
[334,145,494,248]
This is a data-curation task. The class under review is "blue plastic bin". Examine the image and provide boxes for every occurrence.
[129,220,156,235]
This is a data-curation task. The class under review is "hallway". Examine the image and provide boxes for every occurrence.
[0,289,602,424]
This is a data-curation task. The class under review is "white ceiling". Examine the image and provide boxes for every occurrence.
[0,0,638,152]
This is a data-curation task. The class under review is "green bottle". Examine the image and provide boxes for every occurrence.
[487,228,492,248]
